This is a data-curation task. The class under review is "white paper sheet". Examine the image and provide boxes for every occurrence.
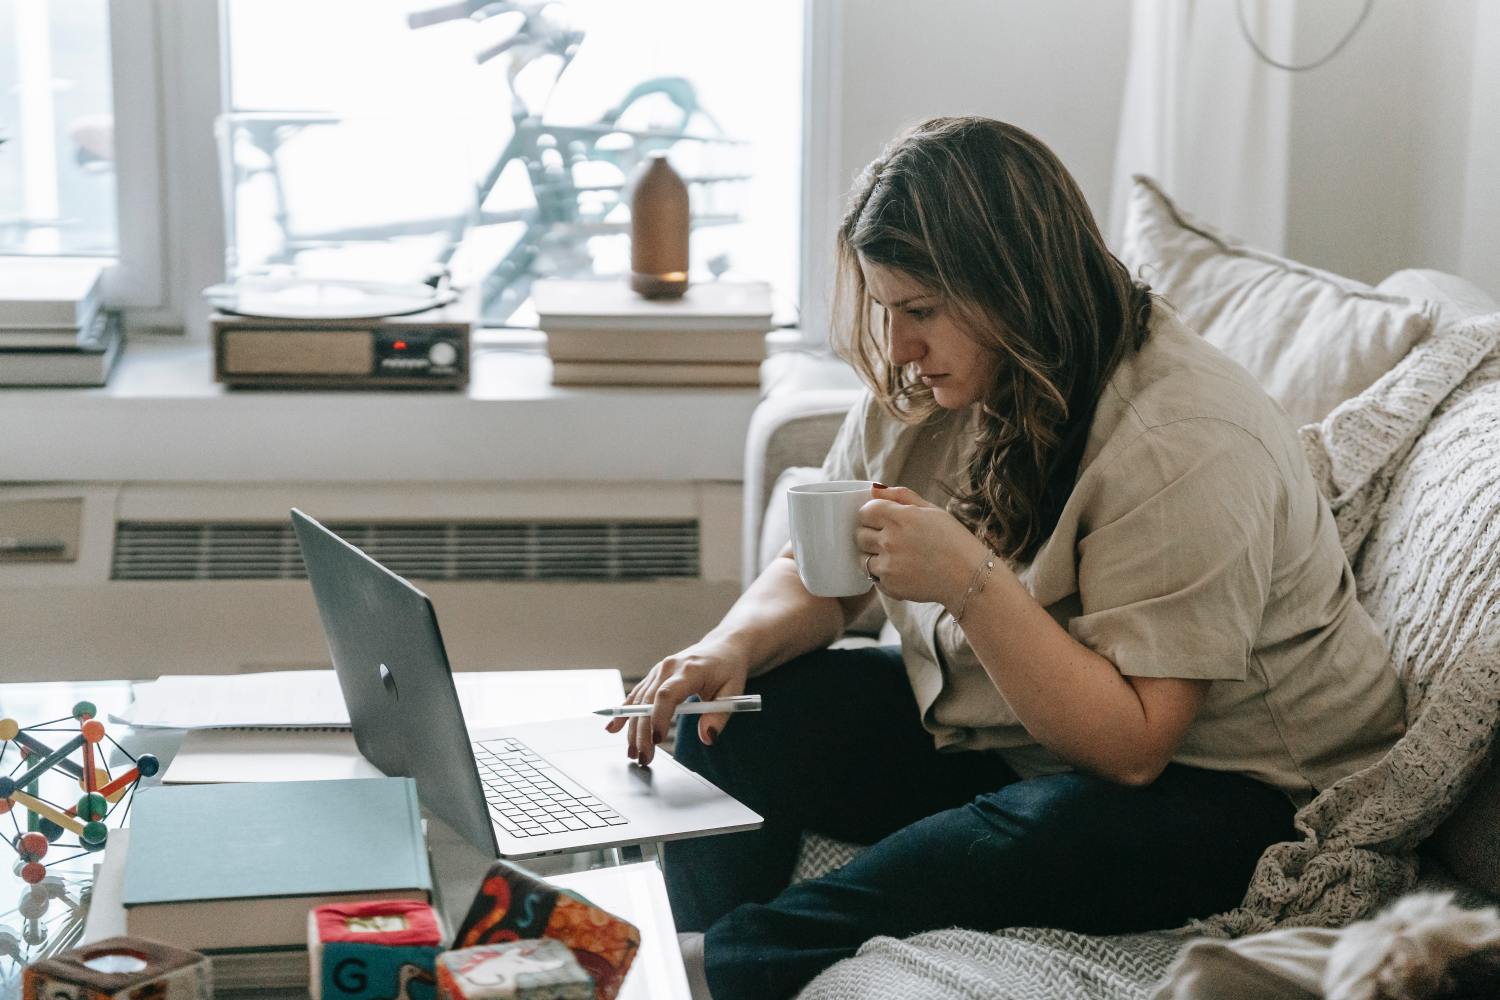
[162,729,384,784]
[111,670,350,730]
[112,668,626,731]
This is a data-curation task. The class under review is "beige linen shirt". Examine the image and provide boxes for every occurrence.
[821,308,1405,805]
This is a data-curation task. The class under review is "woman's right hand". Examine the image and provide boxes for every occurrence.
[605,640,750,766]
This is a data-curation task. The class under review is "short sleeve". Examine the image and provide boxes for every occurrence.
[819,393,870,482]
[1067,419,1282,681]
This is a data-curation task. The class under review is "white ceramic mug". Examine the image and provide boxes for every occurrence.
[787,480,876,597]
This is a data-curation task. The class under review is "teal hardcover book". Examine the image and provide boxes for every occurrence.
[122,777,431,952]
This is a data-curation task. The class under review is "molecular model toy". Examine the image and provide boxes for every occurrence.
[0,702,158,885]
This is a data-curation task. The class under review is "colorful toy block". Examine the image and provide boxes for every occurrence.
[309,899,444,1000]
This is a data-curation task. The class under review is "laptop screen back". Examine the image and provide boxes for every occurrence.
[291,508,499,855]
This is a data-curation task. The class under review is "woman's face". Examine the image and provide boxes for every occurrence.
[859,257,999,409]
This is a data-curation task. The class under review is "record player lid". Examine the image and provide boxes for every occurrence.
[203,277,456,320]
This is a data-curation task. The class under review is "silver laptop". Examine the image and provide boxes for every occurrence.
[291,508,761,860]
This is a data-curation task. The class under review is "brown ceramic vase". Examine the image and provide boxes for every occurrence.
[629,152,690,299]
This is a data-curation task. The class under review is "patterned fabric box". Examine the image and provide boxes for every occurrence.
[455,861,639,1000]
[437,940,592,1000]
[23,937,211,1000]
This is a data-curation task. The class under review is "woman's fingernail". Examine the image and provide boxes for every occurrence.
[706,727,720,745]
[873,482,887,489]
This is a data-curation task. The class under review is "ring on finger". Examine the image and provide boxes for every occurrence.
[865,552,879,582]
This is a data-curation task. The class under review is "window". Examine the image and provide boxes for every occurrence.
[220,0,804,328]
[0,0,116,257]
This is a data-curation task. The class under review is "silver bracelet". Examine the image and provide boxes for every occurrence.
[951,551,996,624]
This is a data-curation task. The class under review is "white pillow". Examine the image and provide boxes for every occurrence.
[1121,175,1439,429]
[1376,268,1499,328]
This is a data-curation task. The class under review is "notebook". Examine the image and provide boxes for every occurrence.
[122,777,431,952]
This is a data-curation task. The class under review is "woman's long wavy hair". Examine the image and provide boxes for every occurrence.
[832,117,1154,565]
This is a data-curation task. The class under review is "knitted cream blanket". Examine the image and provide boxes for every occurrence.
[1196,313,1500,937]
[800,313,1500,999]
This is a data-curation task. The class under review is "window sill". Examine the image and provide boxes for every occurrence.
[1,334,778,484]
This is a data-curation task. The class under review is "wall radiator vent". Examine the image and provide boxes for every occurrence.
[111,520,701,582]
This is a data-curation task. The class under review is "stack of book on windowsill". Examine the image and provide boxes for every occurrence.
[0,257,124,387]
[533,278,774,387]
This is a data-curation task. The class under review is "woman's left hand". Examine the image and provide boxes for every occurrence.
[857,485,990,606]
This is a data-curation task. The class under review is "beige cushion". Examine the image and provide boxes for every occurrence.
[1377,269,1499,327]
[1120,175,1438,429]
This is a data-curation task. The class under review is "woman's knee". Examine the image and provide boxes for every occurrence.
[674,644,905,766]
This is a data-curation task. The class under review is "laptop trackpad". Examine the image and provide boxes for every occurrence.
[552,747,729,810]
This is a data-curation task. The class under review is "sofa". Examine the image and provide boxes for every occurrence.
[739,177,1500,998]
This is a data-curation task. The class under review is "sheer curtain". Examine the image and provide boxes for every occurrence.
[1108,0,1295,253]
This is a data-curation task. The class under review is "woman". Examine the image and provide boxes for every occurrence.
[606,117,1405,999]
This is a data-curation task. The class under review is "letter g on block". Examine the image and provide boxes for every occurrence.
[332,957,368,994]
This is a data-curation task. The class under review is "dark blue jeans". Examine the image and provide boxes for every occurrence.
[663,645,1296,1000]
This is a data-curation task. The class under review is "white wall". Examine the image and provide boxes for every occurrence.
[803,0,1132,340]
[835,0,1131,218]
[817,0,1498,308]
[1285,0,1500,294]
[1403,0,1478,280]
[1459,3,1500,298]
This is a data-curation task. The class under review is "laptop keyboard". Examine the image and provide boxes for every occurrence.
[473,737,627,839]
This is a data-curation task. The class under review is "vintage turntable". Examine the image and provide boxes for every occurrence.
[205,278,471,390]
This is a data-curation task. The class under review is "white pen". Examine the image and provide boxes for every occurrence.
[593,694,762,718]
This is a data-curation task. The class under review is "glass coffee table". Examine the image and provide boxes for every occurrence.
[0,671,687,1000]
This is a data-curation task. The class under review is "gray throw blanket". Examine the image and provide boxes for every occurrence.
[801,317,1500,999]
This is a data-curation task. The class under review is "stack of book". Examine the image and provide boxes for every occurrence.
[533,278,774,387]
[85,777,434,992]
[0,257,124,387]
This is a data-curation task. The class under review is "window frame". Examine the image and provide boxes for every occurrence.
[100,0,165,311]
[0,0,163,299]
[111,0,832,342]
[800,0,841,348]
[108,0,226,333]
